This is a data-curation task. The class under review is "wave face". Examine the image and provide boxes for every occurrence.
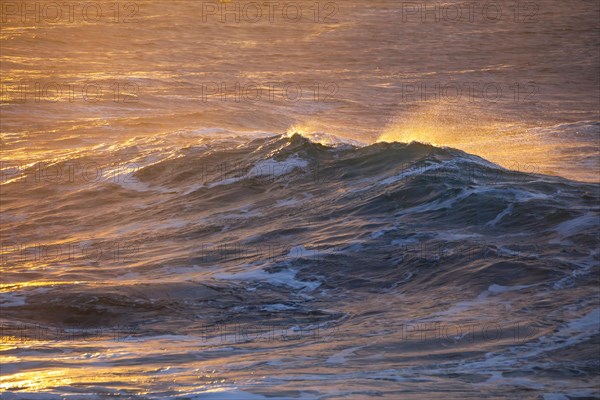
[1,133,599,399]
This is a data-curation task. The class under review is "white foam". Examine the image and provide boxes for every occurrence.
[370,227,397,239]
[0,287,53,307]
[379,161,441,186]
[425,284,533,320]
[101,156,174,193]
[542,394,572,400]
[486,203,514,227]
[215,268,320,291]
[554,213,598,239]
[469,308,600,374]
[206,155,309,188]
[274,194,312,208]
[207,177,240,189]
[487,284,532,294]
[0,292,27,307]
[287,131,367,148]
[434,232,482,241]
[390,237,420,246]
[261,304,298,312]
[248,155,309,178]
[326,346,363,364]
[275,198,301,207]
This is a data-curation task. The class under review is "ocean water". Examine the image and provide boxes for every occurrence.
[1,0,599,399]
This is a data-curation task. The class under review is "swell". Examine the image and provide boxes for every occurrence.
[1,133,599,335]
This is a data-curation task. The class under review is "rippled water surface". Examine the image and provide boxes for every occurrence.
[1,0,599,398]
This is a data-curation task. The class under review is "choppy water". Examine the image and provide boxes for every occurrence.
[1,0,599,399]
